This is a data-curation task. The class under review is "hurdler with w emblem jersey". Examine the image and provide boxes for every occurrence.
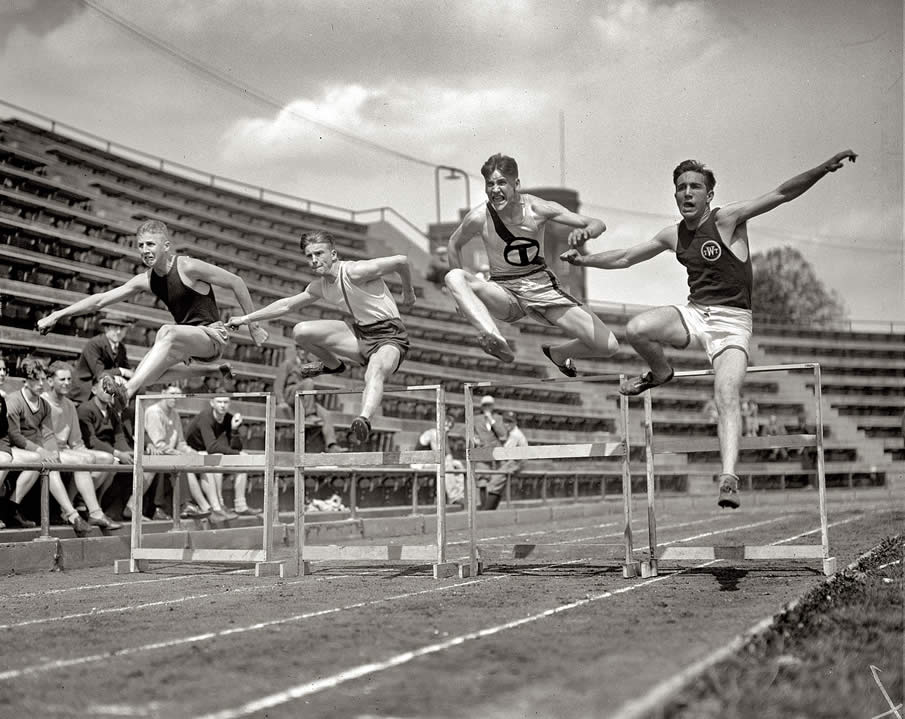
[560,150,857,510]
[445,153,619,377]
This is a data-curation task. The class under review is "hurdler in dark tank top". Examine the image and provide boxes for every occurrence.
[675,209,753,310]
[148,256,221,325]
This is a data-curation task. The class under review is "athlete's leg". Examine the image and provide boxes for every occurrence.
[445,270,519,361]
[712,348,748,477]
[291,320,363,369]
[359,344,403,421]
[624,306,688,380]
[124,325,219,399]
[542,305,619,364]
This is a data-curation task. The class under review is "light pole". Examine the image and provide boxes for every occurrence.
[434,165,471,223]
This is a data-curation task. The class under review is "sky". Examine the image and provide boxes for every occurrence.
[1,0,902,323]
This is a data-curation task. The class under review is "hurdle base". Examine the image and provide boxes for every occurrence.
[622,561,642,579]
[432,562,460,579]
[255,560,299,578]
[113,558,149,574]
[641,559,658,578]
[823,557,837,576]
[458,560,484,578]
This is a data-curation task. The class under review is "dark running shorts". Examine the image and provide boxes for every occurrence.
[352,318,410,371]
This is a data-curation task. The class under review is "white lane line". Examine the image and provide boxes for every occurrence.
[193,514,851,719]
[0,513,759,677]
[184,516,818,719]
[0,574,363,631]
[0,577,501,682]
[609,515,864,719]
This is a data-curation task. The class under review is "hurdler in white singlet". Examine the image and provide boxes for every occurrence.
[317,260,400,325]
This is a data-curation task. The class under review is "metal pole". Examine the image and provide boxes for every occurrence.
[436,386,447,565]
[131,395,145,571]
[464,384,478,574]
[620,378,636,573]
[262,394,275,561]
[294,390,304,576]
[814,364,830,561]
[36,470,52,541]
[643,391,658,572]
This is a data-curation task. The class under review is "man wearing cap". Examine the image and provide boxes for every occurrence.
[473,394,506,509]
[484,411,529,510]
[71,313,134,405]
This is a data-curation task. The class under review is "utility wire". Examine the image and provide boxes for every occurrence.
[76,0,439,169]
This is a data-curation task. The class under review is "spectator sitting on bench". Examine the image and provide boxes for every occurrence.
[41,360,122,530]
[5,358,92,535]
[185,392,262,523]
[77,373,137,520]
[141,384,211,520]
[273,348,345,453]
[71,312,135,405]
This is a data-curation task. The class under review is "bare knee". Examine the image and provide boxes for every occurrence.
[444,268,470,293]
[625,316,649,345]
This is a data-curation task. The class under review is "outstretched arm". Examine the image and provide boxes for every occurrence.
[533,197,606,246]
[36,274,148,334]
[346,255,417,307]
[226,287,319,328]
[719,150,857,226]
[561,226,674,269]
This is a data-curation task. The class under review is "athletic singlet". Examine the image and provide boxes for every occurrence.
[675,209,753,310]
[483,198,547,280]
[317,260,400,326]
[149,256,221,325]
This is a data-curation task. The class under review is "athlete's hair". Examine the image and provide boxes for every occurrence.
[48,360,73,377]
[136,219,170,238]
[672,160,716,192]
[300,230,336,253]
[481,153,519,181]
[21,358,48,380]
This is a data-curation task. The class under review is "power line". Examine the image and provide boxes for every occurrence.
[76,0,439,169]
[582,202,901,255]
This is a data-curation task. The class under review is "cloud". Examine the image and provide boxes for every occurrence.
[0,0,83,48]
[220,81,550,168]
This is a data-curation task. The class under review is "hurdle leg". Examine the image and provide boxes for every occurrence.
[813,364,836,576]
[462,385,482,577]
[641,391,658,578]
[619,387,641,579]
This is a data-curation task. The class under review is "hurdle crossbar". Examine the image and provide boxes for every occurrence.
[462,376,640,579]
[636,362,836,578]
[290,384,460,579]
[114,391,280,576]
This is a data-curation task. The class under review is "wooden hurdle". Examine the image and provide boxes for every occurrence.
[289,383,460,579]
[462,374,641,579]
[635,362,837,577]
[113,391,282,576]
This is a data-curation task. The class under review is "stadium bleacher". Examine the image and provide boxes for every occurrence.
[0,112,902,530]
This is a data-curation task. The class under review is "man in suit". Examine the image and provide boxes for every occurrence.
[473,394,506,509]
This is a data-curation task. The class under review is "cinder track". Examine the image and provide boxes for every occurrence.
[0,496,899,719]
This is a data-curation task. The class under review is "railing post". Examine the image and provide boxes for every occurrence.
[349,471,358,519]
[505,472,512,508]
[35,470,53,541]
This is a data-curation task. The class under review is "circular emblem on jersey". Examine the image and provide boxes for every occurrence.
[700,240,722,262]
[503,237,541,266]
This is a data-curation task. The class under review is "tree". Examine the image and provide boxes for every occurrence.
[751,246,847,326]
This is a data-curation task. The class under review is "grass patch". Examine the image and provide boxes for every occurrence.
[659,535,904,719]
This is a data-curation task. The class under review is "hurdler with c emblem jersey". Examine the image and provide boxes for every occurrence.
[561,150,858,510]
[445,153,619,377]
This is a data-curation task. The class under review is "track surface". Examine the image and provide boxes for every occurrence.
[0,494,899,719]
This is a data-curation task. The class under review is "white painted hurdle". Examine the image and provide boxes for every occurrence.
[287,383,460,579]
[633,362,837,577]
[113,391,282,577]
[462,373,641,579]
